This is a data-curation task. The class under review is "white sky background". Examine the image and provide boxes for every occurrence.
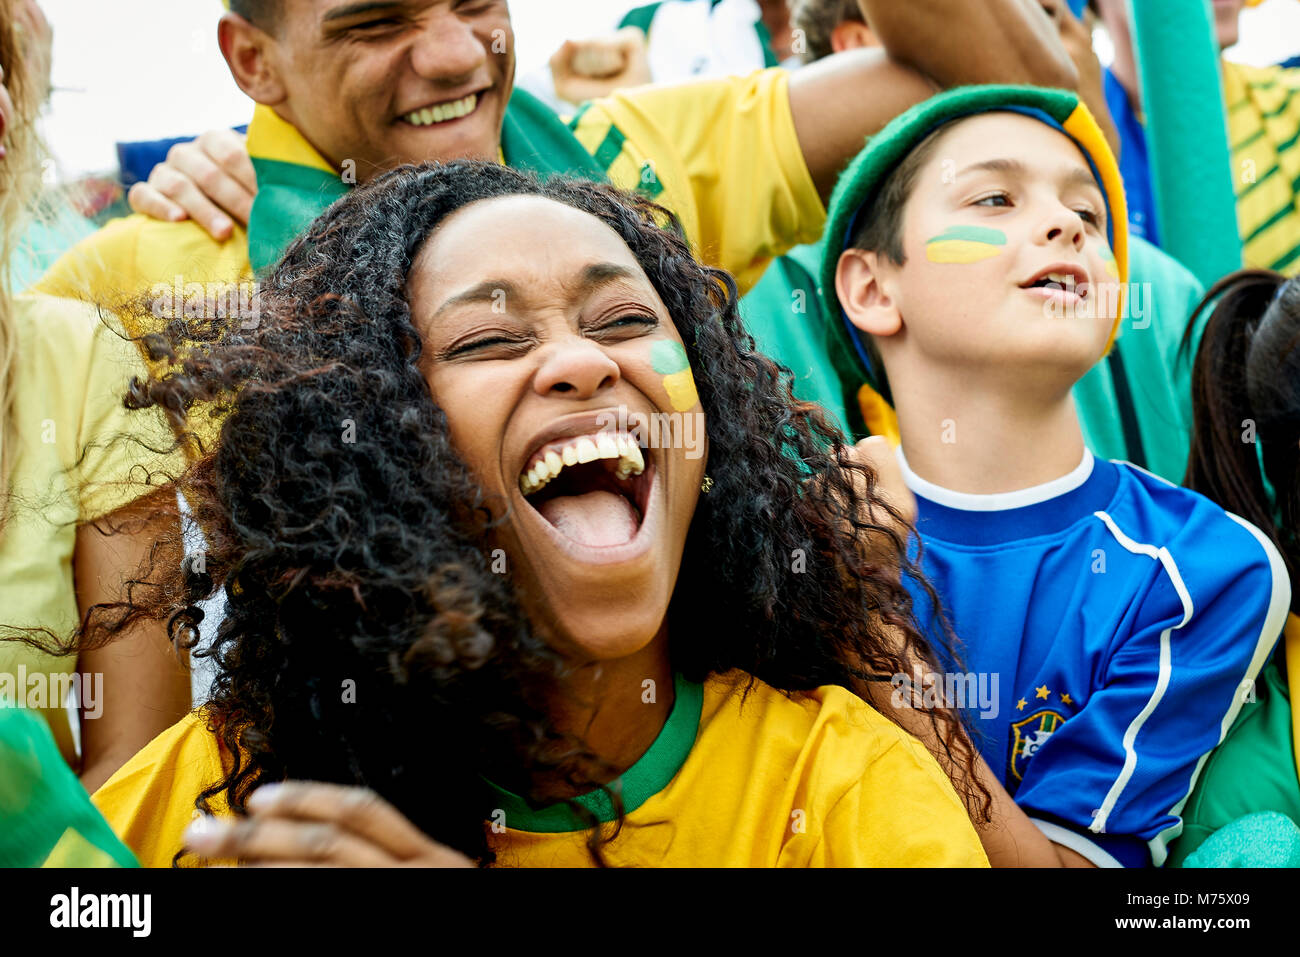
[36,0,1300,180]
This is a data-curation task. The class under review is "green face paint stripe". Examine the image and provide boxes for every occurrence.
[650,340,690,374]
[925,225,1007,245]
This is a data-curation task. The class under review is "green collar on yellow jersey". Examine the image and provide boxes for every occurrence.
[483,672,704,833]
[244,89,606,275]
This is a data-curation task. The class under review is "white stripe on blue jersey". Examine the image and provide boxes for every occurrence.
[899,451,1291,867]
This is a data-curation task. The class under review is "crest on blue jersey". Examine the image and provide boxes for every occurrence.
[1010,710,1065,783]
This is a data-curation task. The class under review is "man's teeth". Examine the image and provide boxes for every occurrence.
[403,93,478,127]
[519,434,645,495]
[1044,272,1077,288]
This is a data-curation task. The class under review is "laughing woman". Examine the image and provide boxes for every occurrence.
[91,161,988,867]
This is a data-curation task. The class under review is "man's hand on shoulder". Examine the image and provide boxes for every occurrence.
[127,129,257,241]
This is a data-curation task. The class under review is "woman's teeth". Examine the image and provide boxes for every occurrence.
[519,433,645,495]
[403,93,478,127]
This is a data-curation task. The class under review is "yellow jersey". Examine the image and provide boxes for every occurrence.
[1224,61,1300,275]
[92,671,987,868]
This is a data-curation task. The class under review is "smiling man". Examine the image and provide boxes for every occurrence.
[34,0,1078,317]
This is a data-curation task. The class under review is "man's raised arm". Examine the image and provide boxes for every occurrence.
[790,0,1078,200]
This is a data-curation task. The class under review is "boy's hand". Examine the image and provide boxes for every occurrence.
[127,129,257,241]
[182,782,475,867]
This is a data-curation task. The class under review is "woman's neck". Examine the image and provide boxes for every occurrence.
[535,628,674,799]
[895,379,1085,495]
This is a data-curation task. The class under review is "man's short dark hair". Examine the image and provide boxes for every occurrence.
[790,0,865,64]
[229,0,280,31]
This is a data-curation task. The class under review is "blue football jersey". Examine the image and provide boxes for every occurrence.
[900,451,1291,867]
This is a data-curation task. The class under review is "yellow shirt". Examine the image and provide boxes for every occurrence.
[35,69,823,304]
[0,294,181,762]
[92,672,988,868]
[489,672,988,867]
[568,69,827,295]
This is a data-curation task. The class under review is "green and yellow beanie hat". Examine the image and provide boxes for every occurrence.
[819,85,1129,401]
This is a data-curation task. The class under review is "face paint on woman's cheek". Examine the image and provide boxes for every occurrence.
[925,225,1007,263]
[650,340,699,412]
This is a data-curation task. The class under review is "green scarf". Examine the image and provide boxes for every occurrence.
[247,88,607,273]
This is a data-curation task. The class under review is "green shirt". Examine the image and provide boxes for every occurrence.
[737,241,855,437]
[1071,235,1206,483]
[1165,647,1300,867]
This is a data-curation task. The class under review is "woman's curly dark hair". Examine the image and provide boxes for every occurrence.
[94,160,988,865]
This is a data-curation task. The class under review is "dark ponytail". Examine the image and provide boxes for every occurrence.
[1183,269,1300,603]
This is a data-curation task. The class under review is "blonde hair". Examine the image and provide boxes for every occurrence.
[0,0,49,509]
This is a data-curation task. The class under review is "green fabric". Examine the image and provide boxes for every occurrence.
[1129,0,1243,286]
[819,85,1088,391]
[12,200,97,293]
[248,88,608,274]
[498,87,609,183]
[1071,235,1205,483]
[0,706,138,867]
[482,673,704,833]
[754,18,780,69]
[1166,654,1300,867]
[247,157,348,274]
[1182,812,1300,868]
[618,2,665,33]
[738,240,854,437]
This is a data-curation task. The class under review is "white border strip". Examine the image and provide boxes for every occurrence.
[896,447,1095,512]
[1090,511,1193,838]
[1032,818,1124,868]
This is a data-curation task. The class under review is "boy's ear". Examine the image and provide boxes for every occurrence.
[835,249,903,339]
[218,12,287,106]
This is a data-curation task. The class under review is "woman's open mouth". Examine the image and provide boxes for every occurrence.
[517,431,656,558]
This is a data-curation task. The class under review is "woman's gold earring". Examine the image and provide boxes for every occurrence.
[701,475,714,494]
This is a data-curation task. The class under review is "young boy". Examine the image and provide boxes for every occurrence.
[821,85,1292,867]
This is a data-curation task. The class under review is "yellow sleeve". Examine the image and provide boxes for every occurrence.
[30,216,144,302]
[19,294,186,521]
[811,733,990,867]
[91,711,229,868]
[572,68,826,295]
[32,213,251,313]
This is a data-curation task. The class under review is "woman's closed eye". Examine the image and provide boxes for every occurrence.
[589,313,659,339]
[441,331,532,359]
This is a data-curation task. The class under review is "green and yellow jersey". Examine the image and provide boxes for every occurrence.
[91,670,988,868]
[1224,61,1300,275]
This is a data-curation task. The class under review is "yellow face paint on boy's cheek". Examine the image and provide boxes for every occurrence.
[1098,244,1120,278]
[650,340,699,412]
[925,225,1007,263]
